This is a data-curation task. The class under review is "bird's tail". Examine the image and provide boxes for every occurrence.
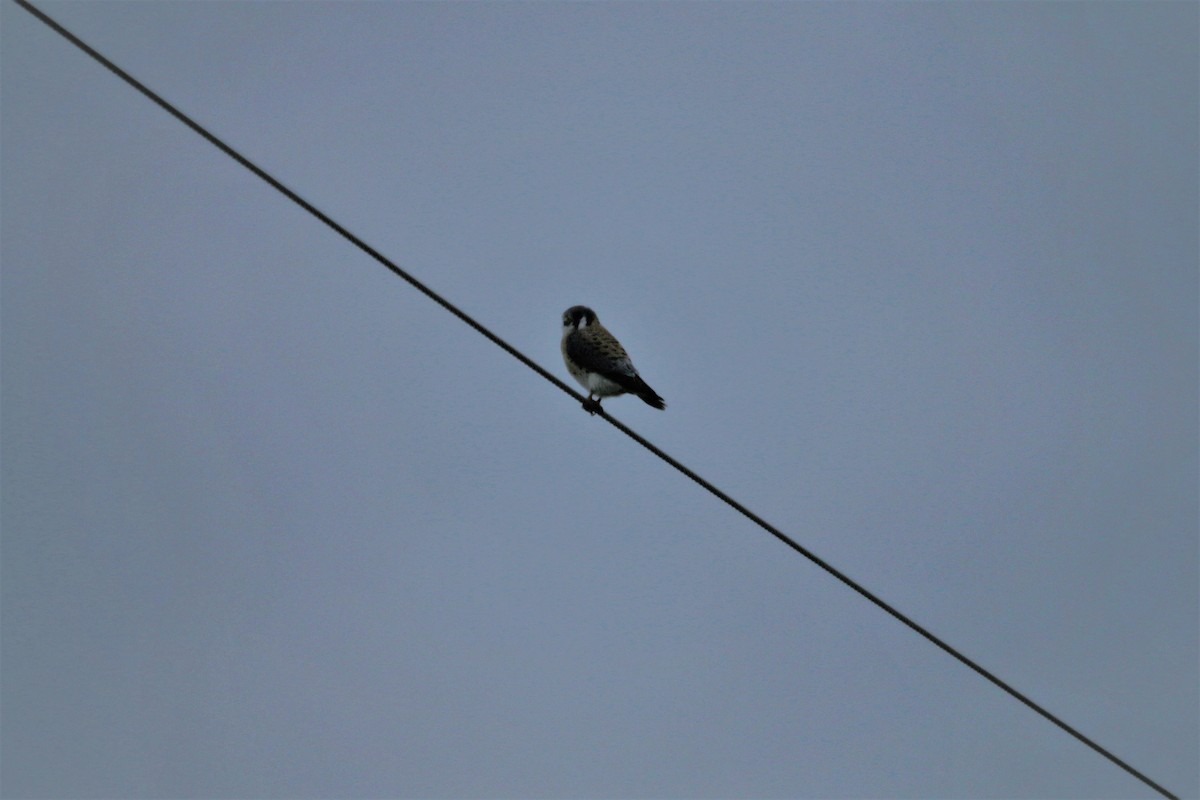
[634,378,666,410]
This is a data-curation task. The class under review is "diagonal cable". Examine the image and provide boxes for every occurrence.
[10,2,1179,798]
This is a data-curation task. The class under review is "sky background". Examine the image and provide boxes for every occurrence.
[2,2,1196,798]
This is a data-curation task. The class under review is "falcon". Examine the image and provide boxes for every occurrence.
[561,305,665,413]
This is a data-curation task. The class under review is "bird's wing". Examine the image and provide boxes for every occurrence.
[567,328,639,382]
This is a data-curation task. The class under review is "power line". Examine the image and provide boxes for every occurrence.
[11,2,1179,798]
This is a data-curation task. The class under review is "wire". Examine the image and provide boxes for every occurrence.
[11,2,1179,798]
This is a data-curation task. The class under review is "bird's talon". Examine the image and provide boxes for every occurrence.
[582,398,602,415]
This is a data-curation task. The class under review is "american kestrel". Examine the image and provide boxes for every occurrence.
[561,305,666,413]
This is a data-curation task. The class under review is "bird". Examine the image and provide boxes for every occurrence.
[561,305,665,414]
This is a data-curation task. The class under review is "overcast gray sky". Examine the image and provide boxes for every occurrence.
[3,2,1196,798]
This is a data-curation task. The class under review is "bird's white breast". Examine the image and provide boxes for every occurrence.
[586,371,626,397]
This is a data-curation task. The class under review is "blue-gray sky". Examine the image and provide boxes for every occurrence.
[3,2,1196,798]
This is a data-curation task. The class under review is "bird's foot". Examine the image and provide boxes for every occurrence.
[582,397,603,415]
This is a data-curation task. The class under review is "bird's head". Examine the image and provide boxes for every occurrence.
[562,305,597,331]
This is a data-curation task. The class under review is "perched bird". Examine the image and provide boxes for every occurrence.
[561,305,665,413]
